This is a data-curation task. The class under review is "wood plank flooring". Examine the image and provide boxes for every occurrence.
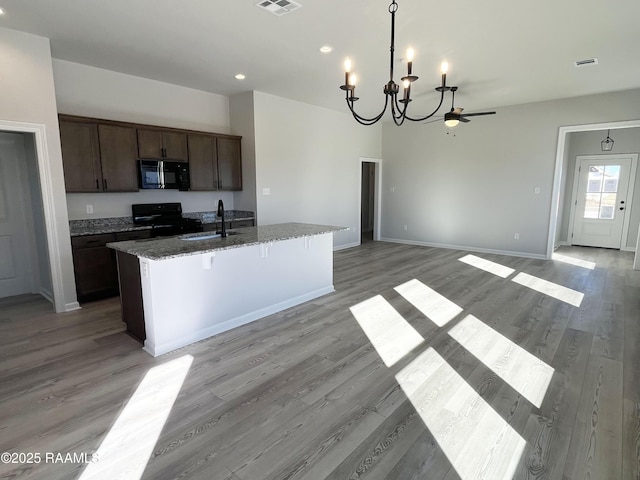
[0,242,639,479]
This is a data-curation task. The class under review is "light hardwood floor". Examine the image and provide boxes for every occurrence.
[0,242,639,479]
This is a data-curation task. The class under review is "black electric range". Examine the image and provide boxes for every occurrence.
[132,203,203,237]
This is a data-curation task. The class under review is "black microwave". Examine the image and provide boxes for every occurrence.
[138,160,190,191]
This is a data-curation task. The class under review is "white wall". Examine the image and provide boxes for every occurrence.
[558,127,640,249]
[382,88,640,257]
[229,92,258,216]
[53,59,236,219]
[252,92,382,248]
[0,27,76,311]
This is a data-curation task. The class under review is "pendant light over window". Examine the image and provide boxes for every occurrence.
[601,129,614,151]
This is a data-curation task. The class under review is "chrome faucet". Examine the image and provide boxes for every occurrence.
[216,199,226,238]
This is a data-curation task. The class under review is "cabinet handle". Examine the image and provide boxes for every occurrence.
[96,179,99,190]
[162,147,166,158]
[103,178,108,190]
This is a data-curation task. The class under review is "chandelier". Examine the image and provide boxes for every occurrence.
[339,0,494,127]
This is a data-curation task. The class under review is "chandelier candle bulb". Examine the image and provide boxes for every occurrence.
[406,47,414,75]
[344,58,352,88]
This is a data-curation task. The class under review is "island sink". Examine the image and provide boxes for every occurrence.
[180,231,241,241]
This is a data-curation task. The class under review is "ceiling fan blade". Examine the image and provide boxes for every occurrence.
[459,117,471,123]
[453,107,464,115]
[423,118,441,125]
[460,111,496,118]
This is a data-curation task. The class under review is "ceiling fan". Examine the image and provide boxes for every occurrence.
[426,86,496,126]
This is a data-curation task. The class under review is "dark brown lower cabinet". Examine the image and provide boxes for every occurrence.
[71,234,118,302]
[71,230,151,304]
[115,251,146,343]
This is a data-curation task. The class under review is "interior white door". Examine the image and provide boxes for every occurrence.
[571,156,633,249]
[0,133,34,298]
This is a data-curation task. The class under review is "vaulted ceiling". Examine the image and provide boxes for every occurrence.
[2,0,639,116]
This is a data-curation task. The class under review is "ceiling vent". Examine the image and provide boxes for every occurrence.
[255,0,302,16]
[574,58,598,68]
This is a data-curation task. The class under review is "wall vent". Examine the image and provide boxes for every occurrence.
[574,58,598,68]
[255,0,302,16]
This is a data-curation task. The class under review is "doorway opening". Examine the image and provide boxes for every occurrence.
[548,120,640,269]
[359,158,381,244]
[0,132,53,301]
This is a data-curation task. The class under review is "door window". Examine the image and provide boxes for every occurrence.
[584,165,620,220]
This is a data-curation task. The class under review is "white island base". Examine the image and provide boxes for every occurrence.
[137,233,334,356]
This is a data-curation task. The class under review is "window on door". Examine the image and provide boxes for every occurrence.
[584,165,620,220]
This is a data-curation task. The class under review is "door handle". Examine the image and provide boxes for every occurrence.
[619,207,625,210]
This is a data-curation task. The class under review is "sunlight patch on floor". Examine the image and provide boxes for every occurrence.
[552,252,596,270]
[448,315,554,408]
[459,254,515,278]
[350,295,424,367]
[512,272,584,307]
[79,355,194,480]
[395,347,526,480]
[394,279,463,327]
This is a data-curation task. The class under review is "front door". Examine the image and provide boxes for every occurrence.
[571,155,635,249]
[0,133,34,298]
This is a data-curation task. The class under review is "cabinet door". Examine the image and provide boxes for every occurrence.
[59,120,103,192]
[162,132,188,161]
[216,137,242,190]
[137,129,163,159]
[71,234,118,302]
[98,125,139,192]
[187,134,217,190]
[138,129,188,160]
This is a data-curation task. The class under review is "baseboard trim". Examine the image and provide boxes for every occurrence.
[64,301,81,312]
[39,288,54,304]
[379,237,548,260]
[334,241,360,251]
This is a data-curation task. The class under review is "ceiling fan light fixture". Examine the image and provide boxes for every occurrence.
[444,119,459,128]
[601,129,614,151]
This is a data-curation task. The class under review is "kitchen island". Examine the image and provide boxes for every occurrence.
[108,222,346,356]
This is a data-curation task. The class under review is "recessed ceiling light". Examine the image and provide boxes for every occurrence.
[235,73,246,80]
[319,45,333,54]
[0,7,5,15]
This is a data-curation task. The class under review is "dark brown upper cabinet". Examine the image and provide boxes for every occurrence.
[59,115,241,193]
[59,116,138,192]
[216,137,243,190]
[137,129,188,161]
[59,119,103,192]
[187,134,242,191]
[97,125,139,192]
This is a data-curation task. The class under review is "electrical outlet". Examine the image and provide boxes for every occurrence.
[404,224,408,231]
[262,187,271,196]
[514,233,520,240]
[534,186,541,194]
[86,204,93,214]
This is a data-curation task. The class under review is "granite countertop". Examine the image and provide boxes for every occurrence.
[69,210,255,236]
[107,222,347,261]
[69,221,152,237]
